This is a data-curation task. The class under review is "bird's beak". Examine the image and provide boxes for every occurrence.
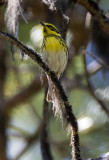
[40,22,45,26]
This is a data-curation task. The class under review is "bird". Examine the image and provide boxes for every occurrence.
[40,22,68,102]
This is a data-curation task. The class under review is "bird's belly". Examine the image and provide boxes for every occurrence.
[42,51,67,78]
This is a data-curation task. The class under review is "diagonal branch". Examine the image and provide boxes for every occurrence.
[83,49,109,117]
[75,0,109,35]
[4,76,45,115]
[0,31,82,160]
[87,51,109,71]
[14,125,41,160]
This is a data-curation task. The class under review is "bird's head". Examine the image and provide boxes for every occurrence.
[40,22,60,37]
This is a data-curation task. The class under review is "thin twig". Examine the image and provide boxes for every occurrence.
[14,125,41,160]
[8,125,33,137]
[87,51,109,71]
[89,156,109,160]
[0,31,82,160]
[83,49,109,117]
[40,87,53,160]
[87,60,102,75]
[17,0,28,24]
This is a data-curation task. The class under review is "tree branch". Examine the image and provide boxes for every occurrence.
[40,87,53,160]
[4,76,45,115]
[14,125,41,160]
[87,51,109,71]
[43,0,109,35]
[75,0,109,34]
[83,49,109,117]
[0,31,82,160]
[89,156,109,160]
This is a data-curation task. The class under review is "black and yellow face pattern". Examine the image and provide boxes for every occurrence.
[40,22,60,37]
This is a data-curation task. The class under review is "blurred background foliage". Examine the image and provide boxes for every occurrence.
[0,0,109,160]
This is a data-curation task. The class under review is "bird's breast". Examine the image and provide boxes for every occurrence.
[42,36,65,53]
